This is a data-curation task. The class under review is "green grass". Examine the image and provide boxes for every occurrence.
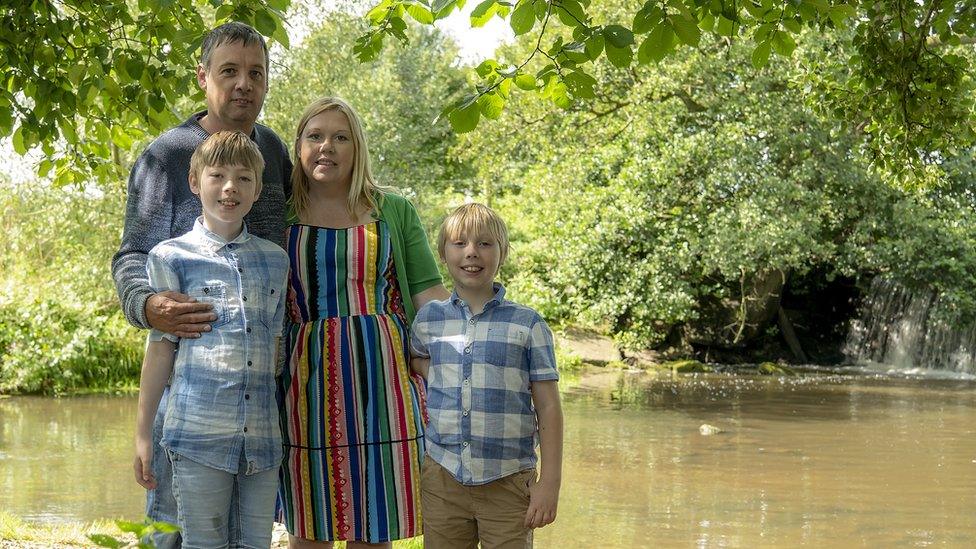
[0,512,424,548]
[0,512,131,546]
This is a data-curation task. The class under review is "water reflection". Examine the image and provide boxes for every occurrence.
[2,371,976,546]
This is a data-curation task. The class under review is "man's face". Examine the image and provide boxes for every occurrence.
[196,40,267,131]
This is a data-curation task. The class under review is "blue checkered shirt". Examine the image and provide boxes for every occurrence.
[410,284,559,485]
[147,218,288,474]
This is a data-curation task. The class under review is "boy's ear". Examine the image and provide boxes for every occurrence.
[188,172,200,195]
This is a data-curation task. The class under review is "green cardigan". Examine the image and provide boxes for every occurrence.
[287,192,442,324]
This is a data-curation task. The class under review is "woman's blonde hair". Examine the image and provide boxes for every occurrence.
[289,96,390,219]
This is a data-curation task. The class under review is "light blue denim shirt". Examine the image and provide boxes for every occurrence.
[147,217,288,474]
[410,284,559,485]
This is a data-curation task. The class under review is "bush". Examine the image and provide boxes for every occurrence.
[0,299,142,394]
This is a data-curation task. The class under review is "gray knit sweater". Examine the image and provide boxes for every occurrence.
[112,111,293,329]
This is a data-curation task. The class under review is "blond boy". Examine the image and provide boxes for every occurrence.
[411,203,564,548]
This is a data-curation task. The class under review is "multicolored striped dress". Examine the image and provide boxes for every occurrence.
[277,221,425,542]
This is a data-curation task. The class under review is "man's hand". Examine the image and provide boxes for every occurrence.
[133,436,156,490]
[524,475,559,529]
[146,291,215,338]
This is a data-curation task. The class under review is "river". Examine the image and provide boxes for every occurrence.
[2,368,975,546]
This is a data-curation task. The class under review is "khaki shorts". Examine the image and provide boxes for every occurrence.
[421,459,535,549]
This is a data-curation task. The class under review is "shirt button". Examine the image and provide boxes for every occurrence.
[243,296,248,301]
[464,346,471,354]
[462,410,468,416]
[247,360,252,366]
[462,441,469,447]
[270,289,275,294]
[243,427,248,433]
[468,318,475,325]
[245,394,250,400]
[463,378,469,385]
[246,326,251,333]
[203,287,210,294]
[238,267,243,273]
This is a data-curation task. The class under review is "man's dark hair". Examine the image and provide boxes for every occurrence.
[200,21,269,72]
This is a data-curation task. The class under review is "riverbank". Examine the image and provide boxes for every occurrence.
[0,513,422,548]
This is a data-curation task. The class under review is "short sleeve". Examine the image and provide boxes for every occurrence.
[146,249,180,343]
[527,317,559,382]
[409,312,430,358]
[399,199,442,296]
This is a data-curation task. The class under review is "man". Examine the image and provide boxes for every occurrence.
[112,21,292,548]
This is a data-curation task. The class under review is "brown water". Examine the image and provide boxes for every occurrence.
[2,369,976,546]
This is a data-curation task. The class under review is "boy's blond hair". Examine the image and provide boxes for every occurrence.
[189,131,265,195]
[437,203,510,269]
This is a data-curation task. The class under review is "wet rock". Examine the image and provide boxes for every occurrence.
[758,362,797,376]
[699,424,723,435]
[665,360,714,373]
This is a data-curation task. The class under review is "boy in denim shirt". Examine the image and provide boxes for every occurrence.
[411,203,564,549]
[133,131,288,548]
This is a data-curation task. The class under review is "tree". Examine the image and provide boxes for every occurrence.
[448,23,976,350]
[2,0,290,186]
[359,0,976,177]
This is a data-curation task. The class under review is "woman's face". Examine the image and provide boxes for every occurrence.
[299,109,355,190]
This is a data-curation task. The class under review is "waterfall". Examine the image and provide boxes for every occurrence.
[844,277,976,374]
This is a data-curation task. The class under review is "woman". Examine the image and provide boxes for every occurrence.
[278,97,448,548]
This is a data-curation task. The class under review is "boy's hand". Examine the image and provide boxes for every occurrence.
[524,476,559,529]
[410,356,430,379]
[133,437,156,490]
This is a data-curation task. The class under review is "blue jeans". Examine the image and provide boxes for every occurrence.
[168,450,279,549]
[146,386,181,549]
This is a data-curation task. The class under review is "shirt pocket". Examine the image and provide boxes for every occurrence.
[485,326,529,368]
[188,281,230,329]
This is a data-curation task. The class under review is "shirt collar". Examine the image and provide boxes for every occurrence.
[191,216,251,252]
[450,283,506,312]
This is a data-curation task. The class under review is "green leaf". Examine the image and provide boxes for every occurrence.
[584,33,604,59]
[267,0,290,10]
[510,1,535,36]
[432,0,457,13]
[549,80,571,109]
[478,92,505,119]
[564,70,597,98]
[366,1,393,24]
[771,30,796,56]
[475,59,499,77]
[115,520,145,535]
[669,14,700,46]
[406,3,435,24]
[715,15,735,37]
[87,534,123,548]
[125,58,144,80]
[637,23,673,64]
[254,9,277,36]
[214,4,234,21]
[633,5,657,34]
[556,0,586,27]
[12,125,27,155]
[751,40,771,69]
[150,520,180,534]
[605,43,633,68]
[514,73,537,90]
[449,100,481,133]
[602,24,634,48]
[470,0,499,27]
